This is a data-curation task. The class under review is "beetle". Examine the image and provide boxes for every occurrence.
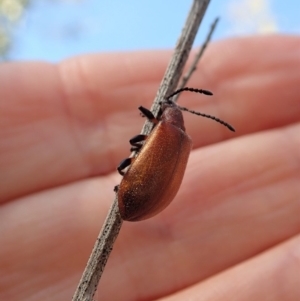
[115,87,235,221]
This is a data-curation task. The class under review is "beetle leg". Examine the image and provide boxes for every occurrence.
[114,185,119,192]
[127,134,148,152]
[130,134,147,145]
[138,106,158,124]
[117,157,133,175]
[117,107,158,174]
[130,134,147,144]
[130,134,147,150]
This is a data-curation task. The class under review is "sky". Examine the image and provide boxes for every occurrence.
[7,0,300,61]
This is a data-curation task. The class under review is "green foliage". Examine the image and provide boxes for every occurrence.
[0,0,30,59]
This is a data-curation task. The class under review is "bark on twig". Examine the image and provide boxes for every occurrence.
[174,17,219,102]
[72,1,211,300]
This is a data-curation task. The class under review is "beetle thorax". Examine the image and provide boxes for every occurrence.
[161,103,185,131]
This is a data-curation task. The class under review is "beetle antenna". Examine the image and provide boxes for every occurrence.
[166,87,213,100]
[177,105,235,132]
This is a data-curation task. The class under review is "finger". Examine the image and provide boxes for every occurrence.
[1,122,299,300]
[58,35,300,150]
[0,177,116,301]
[159,235,300,301]
[183,34,300,147]
[0,53,167,202]
[0,59,139,202]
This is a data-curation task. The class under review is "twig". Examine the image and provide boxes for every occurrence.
[173,17,219,102]
[71,1,210,300]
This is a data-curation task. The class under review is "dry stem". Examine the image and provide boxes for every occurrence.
[174,17,219,102]
[72,1,211,300]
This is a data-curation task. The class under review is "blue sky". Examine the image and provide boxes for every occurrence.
[9,0,300,61]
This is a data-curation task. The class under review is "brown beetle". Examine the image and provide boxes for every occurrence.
[115,87,234,221]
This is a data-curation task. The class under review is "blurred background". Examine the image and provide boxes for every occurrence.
[0,0,298,61]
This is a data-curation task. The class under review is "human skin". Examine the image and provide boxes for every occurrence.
[0,35,300,301]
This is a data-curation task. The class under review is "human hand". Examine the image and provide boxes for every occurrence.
[0,35,299,300]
